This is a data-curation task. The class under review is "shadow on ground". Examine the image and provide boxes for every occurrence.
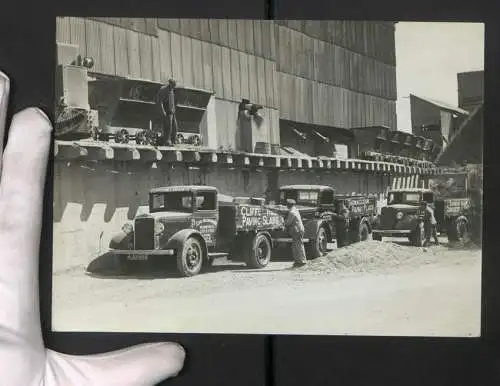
[86,252,255,280]
[387,238,481,251]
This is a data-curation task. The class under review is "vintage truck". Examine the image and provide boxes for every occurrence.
[372,188,471,246]
[268,185,378,254]
[108,185,285,277]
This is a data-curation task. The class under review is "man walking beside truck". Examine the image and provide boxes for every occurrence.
[420,201,439,247]
[284,199,307,268]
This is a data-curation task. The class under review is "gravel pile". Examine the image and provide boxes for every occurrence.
[296,241,447,275]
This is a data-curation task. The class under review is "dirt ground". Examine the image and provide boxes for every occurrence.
[51,237,482,337]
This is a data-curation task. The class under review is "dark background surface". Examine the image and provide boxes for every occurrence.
[1,0,499,385]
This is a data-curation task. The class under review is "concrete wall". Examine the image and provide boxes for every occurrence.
[53,160,391,273]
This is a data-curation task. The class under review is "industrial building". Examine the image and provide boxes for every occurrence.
[53,18,441,271]
[406,70,483,166]
[435,70,484,165]
[410,94,469,152]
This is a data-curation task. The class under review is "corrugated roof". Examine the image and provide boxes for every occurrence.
[150,185,218,194]
[435,103,483,165]
[410,94,470,116]
[388,188,433,193]
[280,185,333,191]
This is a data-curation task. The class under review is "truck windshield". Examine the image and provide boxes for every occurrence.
[388,192,420,204]
[150,192,194,213]
[280,190,319,206]
[387,192,433,205]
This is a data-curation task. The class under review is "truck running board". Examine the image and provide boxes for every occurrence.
[274,238,311,243]
[208,252,229,258]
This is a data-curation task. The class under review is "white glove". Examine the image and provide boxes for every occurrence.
[0,71,185,385]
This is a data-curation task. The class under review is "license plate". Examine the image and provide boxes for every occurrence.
[127,254,148,261]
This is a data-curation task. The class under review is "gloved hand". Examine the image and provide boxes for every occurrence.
[0,71,186,385]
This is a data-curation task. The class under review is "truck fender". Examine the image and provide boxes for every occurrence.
[304,219,331,242]
[109,230,133,249]
[163,229,208,258]
[255,230,273,243]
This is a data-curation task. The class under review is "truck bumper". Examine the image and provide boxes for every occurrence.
[372,230,411,237]
[110,249,175,260]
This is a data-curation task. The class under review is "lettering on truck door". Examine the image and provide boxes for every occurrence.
[191,191,218,246]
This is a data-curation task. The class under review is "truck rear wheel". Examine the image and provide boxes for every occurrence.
[177,237,204,277]
[246,233,272,269]
[306,226,328,259]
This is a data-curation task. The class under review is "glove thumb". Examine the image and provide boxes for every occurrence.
[45,342,186,386]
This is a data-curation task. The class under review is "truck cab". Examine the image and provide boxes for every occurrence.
[270,185,378,253]
[109,186,220,276]
[269,185,336,258]
[373,186,472,245]
[372,188,434,245]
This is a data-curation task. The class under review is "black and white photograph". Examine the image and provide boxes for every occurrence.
[52,18,483,336]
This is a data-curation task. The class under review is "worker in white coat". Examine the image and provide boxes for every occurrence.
[285,199,307,268]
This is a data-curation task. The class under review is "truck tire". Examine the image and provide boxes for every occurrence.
[456,219,469,242]
[359,222,369,242]
[447,221,458,242]
[306,226,329,259]
[177,237,204,277]
[246,233,272,269]
[202,255,216,271]
[411,223,425,247]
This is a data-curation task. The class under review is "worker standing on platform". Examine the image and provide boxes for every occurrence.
[285,199,307,268]
[157,79,178,146]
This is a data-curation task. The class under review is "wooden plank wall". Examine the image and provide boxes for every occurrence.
[56,17,281,148]
[275,21,397,129]
[56,18,398,146]
[275,20,396,66]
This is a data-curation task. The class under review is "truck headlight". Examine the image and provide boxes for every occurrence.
[155,222,165,235]
[396,212,404,220]
[122,223,133,234]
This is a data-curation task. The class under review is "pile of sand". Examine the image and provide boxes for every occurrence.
[296,241,447,274]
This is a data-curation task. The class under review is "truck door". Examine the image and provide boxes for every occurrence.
[191,190,219,247]
[318,189,335,235]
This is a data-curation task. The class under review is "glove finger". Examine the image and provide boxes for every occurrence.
[0,71,10,173]
[45,342,186,386]
[0,107,52,338]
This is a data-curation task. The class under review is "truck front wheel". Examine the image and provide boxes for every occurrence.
[411,223,425,247]
[456,219,469,242]
[246,233,272,269]
[306,226,329,259]
[177,237,204,277]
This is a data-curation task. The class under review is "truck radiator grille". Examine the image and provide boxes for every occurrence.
[134,217,155,250]
[380,208,396,229]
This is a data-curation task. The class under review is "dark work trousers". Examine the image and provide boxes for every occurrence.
[162,112,178,146]
[290,228,307,265]
[335,220,349,248]
[424,222,439,246]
